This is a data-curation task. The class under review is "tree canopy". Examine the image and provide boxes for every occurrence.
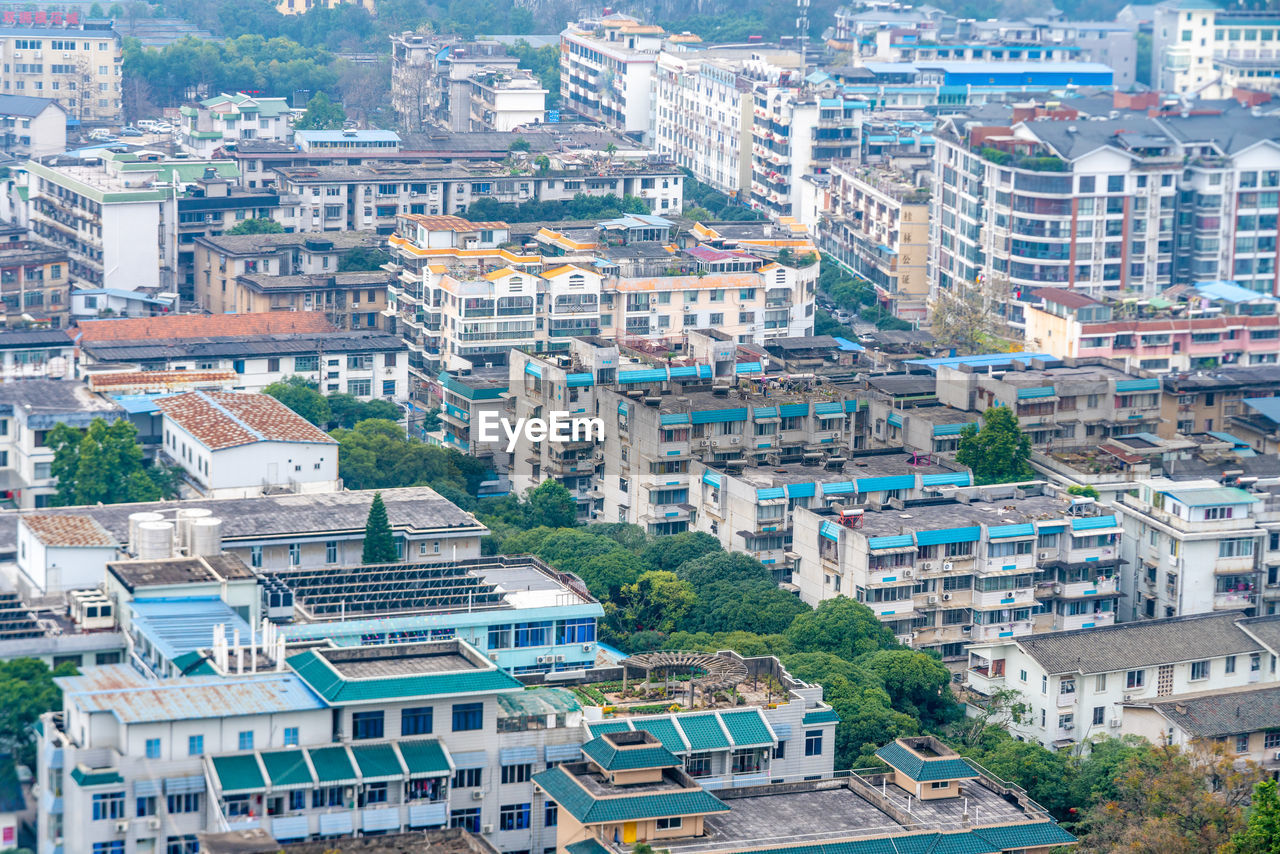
[361,492,397,563]
[48,418,179,506]
[226,217,285,235]
[0,658,76,767]
[956,405,1034,485]
[295,91,346,130]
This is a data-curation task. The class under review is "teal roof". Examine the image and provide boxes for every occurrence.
[399,739,452,778]
[69,767,123,787]
[719,709,773,747]
[676,714,730,751]
[874,742,976,782]
[286,649,522,703]
[169,650,218,676]
[706,823,1074,854]
[309,746,359,785]
[1162,486,1259,507]
[259,750,313,790]
[566,840,611,854]
[211,754,266,794]
[581,737,682,771]
[630,717,689,753]
[351,743,403,782]
[586,720,633,738]
[532,766,729,824]
[802,707,841,725]
[1070,514,1118,531]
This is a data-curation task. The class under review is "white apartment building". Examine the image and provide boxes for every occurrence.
[468,70,546,132]
[791,484,1124,662]
[0,379,124,509]
[964,611,1280,750]
[559,16,663,136]
[1115,478,1269,621]
[1121,681,1280,773]
[0,19,121,124]
[157,391,340,499]
[930,109,1280,313]
[179,92,293,158]
[37,640,837,854]
[0,94,65,158]
[1153,0,1280,94]
[25,153,239,292]
[389,34,521,131]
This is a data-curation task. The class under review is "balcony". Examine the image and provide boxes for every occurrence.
[973,588,1034,608]
[1057,610,1115,631]
[869,598,914,619]
[971,620,1035,642]
[1214,590,1256,610]
[1058,576,1120,598]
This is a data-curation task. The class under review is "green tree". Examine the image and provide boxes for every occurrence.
[509,137,531,152]
[856,649,957,726]
[1068,484,1101,499]
[327,393,400,429]
[263,376,331,426]
[1225,778,1280,854]
[47,418,170,506]
[609,570,697,637]
[361,492,397,563]
[336,246,392,272]
[0,658,76,767]
[226,217,285,235]
[295,91,346,130]
[642,531,720,573]
[956,405,1033,485]
[784,597,900,660]
[332,419,485,495]
[523,479,578,529]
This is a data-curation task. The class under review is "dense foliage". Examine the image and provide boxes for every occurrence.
[956,405,1034,485]
[47,418,181,506]
[263,376,404,430]
[0,658,76,767]
[461,194,650,224]
[361,492,398,563]
[680,171,765,222]
[817,254,913,332]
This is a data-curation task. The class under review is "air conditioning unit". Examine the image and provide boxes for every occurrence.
[920,561,934,571]
[942,593,952,601]
[488,653,498,661]
[554,654,565,663]
[927,595,938,604]
[903,568,914,578]
[1062,724,1074,731]
[961,625,971,633]
[581,643,593,652]
[482,824,494,834]
[471,790,485,801]
[147,818,162,830]
[1109,719,1122,729]
[1274,750,1280,762]
[114,821,129,834]
[1039,551,1051,560]
[942,561,954,571]
[536,655,551,664]
[730,436,740,444]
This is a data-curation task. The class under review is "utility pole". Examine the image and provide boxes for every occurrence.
[796,0,810,76]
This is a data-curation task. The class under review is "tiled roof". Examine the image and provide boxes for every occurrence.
[401,214,508,231]
[259,749,313,789]
[801,707,841,726]
[1239,615,1280,654]
[531,765,729,824]
[1146,684,1280,738]
[20,514,117,547]
[580,737,682,772]
[566,840,610,854]
[1012,612,1268,675]
[211,754,265,794]
[675,713,730,751]
[718,709,774,747]
[75,313,335,342]
[285,649,523,704]
[69,767,124,787]
[156,390,335,450]
[874,742,976,782]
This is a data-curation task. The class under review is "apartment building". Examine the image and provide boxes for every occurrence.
[467,69,546,132]
[275,0,373,14]
[25,153,240,292]
[75,313,408,400]
[0,224,69,327]
[1114,477,1270,620]
[964,612,1280,750]
[1153,0,1280,94]
[821,163,930,322]
[1121,682,1280,772]
[0,19,121,124]
[690,453,970,578]
[792,483,1123,661]
[179,92,293,158]
[0,93,64,158]
[272,159,684,234]
[559,16,662,136]
[37,632,838,854]
[0,326,73,379]
[1026,284,1280,373]
[0,379,123,508]
[390,34,522,131]
[503,332,852,527]
[430,366,509,460]
[1158,364,1280,438]
[193,230,383,312]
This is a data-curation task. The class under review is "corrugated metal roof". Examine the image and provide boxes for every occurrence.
[128,597,253,662]
[68,672,325,723]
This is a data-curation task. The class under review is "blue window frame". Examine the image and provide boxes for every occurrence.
[452,702,483,731]
[353,711,385,740]
[402,706,433,736]
[556,618,596,644]
[514,621,552,647]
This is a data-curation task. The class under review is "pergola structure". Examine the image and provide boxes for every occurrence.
[620,650,749,708]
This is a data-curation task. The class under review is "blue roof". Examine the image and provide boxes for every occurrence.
[129,597,253,663]
[905,352,1055,372]
[1194,280,1278,304]
[111,393,177,415]
[832,336,865,352]
[1207,431,1252,448]
[1244,397,1280,425]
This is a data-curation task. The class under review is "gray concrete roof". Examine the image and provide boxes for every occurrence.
[1014,613,1274,675]
[1144,683,1280,737]
[858,493,1069,538]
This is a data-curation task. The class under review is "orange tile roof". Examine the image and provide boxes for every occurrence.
[542,264,592,278]
[157,391,336,451]
[76,313,335,342]
[401,214,509,232]
[87,370,238,391]
[22,514,117,547]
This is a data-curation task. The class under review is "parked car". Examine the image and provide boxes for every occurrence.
[120,127,143,137]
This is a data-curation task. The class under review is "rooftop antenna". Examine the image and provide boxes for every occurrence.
[797,0,810,78]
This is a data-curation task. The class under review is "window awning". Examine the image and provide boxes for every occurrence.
[499,746,538,766]
[399,739,452,779]
[309,746,359,786]
[351,743,404,784]
[211,755,265,794]
[259,750,314,791]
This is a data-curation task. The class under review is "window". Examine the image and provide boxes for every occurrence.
[1226,656,1237,674]
[1265,731,1280,750]
[167,793,200,814]
[453,767,482,788]
[545,802,558,828]
[1236,733,1250,753]
[136,796,156,817]
[514,621,551,647]
[145,738,161,759]
[353,710,385,740]
[1190,660,1209,680]
[290,790,307,810]
[250,546,263,568]
[93,844,124,854]
[1219,538,1254,558]
[239,730,254,750]
[451,808,481,833]
[1126,670,1145,689]
[167,836,199,854]
[347,379,372,396]
[804,730,823,756]
[488,624,511,649]
[500,803,531,831]
[1092,707,1105,726]
[382,380,397,396]
[657,817,683,830]
[325,541,337,563]
[502,763,531,784]
[402,707,433,735]
[556,618,596,644]
[685,753,712,777]
[288,543,300,567]
[363,782,388,805]
[188,735,203,756]
[452,702,483,731]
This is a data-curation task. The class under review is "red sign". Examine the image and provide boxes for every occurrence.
[1,9,76,25]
